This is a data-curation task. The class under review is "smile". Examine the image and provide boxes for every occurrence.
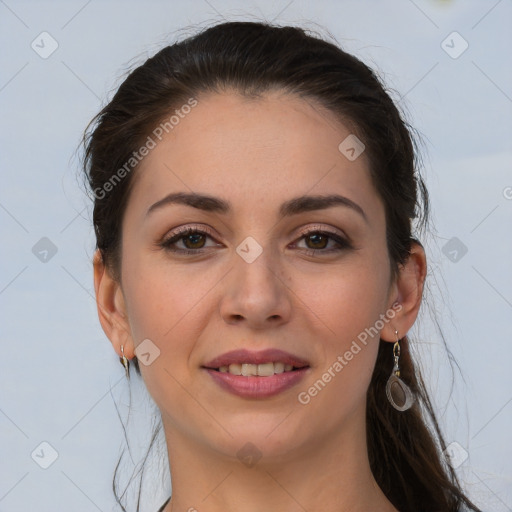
[215,362,299,376]
[202,348,311,398]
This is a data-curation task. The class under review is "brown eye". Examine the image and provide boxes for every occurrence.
[305,233,329,250]
[182,232,207,249]
[160,227,220,255]
[293,229,352,256]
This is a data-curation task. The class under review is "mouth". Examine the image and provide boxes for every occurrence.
[205,361,308,376]
[202,348,311,398]
[202,348,310,374]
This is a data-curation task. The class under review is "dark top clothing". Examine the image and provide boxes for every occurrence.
[157,497,171,512]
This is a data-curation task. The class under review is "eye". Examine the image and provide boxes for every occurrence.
[159,224,352,257]
[160,226,220,255]
[292,227,352,256]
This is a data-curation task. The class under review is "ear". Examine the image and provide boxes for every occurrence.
[381,240,427,342]
[93,249,135,360]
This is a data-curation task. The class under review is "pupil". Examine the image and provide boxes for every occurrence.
[186,233,204,248]
[308,234,327,249]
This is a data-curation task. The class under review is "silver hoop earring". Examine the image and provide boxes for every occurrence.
[385,330,414,411]
[119,345,130,379]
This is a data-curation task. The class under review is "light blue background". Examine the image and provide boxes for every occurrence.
[1,1,511,510]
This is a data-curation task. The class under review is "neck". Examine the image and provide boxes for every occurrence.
[161,405,396,512]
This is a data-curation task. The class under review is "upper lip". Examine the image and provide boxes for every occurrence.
[203,349,310,369]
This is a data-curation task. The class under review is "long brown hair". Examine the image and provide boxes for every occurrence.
[82,21,481,512]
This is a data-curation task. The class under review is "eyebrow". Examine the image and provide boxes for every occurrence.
[146,191,368,223]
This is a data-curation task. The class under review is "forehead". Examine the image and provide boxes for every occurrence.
[127,90,382,222]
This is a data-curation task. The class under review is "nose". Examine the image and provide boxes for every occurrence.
[219,244,292,330]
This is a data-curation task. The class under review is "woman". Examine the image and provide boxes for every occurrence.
[82,21,481,512]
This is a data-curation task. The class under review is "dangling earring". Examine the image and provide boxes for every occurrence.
[385,330,414,411]
[119,345,130,379]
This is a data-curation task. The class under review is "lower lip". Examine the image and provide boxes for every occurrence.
[203,368,309,398]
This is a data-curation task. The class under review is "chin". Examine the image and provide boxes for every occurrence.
[205,415,312,462]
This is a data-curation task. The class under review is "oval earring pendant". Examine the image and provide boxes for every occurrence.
[386,374,414,411]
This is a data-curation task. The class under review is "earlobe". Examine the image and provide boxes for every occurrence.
[381,241,427,342]
[93,249,135,359]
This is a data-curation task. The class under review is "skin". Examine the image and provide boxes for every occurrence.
[94,90,426,512]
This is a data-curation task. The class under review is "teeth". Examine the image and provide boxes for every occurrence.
[228,363,241,375]
[273,362,285,374]
[241,363,257,376]
[218,362,298,376]
[256,362,274,377]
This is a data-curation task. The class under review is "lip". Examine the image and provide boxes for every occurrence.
[202,348,310,369]
[202,348,311,399]
[204,367,310,398]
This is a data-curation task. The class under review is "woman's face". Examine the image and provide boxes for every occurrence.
[115,90,398,461]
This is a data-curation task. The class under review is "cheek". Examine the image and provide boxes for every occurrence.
[120,253,225,409]
[295,258,390,340]
[120,258,216,414]
[122,252,218,342]
[292,259,389,406]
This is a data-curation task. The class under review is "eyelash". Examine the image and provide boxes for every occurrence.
[159,224,352,257]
